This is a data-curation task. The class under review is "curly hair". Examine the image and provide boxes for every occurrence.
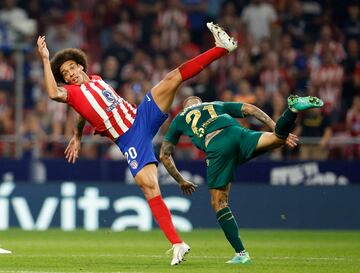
[50,48,88,84]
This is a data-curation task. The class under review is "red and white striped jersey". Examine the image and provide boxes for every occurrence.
[310,64,343,112]
[64,75,137,140]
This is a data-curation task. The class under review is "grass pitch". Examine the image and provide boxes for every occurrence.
[0,229,359,273]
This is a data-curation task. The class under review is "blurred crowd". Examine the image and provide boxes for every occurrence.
[0,0,360,161]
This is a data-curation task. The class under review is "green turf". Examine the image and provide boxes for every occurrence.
[0,229,359,273]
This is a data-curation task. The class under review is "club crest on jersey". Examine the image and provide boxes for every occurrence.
[102,89,116,103]
[130,160,138,169]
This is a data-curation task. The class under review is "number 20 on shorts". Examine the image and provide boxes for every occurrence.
[124,147,137,164]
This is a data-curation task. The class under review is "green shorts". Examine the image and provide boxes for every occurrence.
[205,125,262,189]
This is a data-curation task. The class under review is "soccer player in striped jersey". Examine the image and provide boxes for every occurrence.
[160,95,324,265]
[37,22,237,266]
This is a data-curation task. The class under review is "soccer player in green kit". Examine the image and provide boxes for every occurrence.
[160,94,324,264]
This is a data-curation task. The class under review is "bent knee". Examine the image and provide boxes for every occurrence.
[274,135,286,147]
[137,181,160,199]
[257,132,285,151]
[211,199,228,212]
[163,69,182,85]
[137,180,157,191]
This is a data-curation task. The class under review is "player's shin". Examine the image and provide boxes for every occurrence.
[178,47,227,81]
[216,206,245,253]
[274,108,298,139]
[148,195,182,244]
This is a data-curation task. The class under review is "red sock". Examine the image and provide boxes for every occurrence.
[148,195,182,245]
[179,47,228,81]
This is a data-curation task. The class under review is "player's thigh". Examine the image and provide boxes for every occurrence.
[255,132,284,153]
[150,69,182,113]
[206,132,238,189]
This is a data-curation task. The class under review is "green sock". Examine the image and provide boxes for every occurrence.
[216,207,244,253]
[274,108,297,139]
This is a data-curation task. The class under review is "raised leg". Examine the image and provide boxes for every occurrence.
[255,132,285,153]
[256,95,324,153]
[151,22,237,113]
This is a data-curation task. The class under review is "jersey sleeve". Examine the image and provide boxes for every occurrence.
[90,75,102,81]
[63,84,74,104]
[221,102,245,118]
[164,117,182,145]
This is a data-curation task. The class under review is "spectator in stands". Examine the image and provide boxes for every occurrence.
[292,39,317,91]
[102,27,133,66]
[156,0,188,50]
[181,0,207,45]
[0,51,14,82]
[150,54,169,87]
[190,68,217,102]
[259,51,287,99]
[216,1,242,54]
[294,107,332,160]
[120,49,152,85]
[136,0,162,44]
[25,49,45,109]
[0,89,13,156]
[115,8,140,45]
[233,79,256,104]
[343,2,360,41]
[205,0,225,23]
[45,19,81,54]
[283,0,308,49]
[31,96,65,156]
[146,33,165,57]
[278,33,298,88]
[250,37,272,71]
[310,49,344,118]
[63,0,92,49]
[100,56,122,91]
[0,89,13,135]
[92,0,122,49]
[178,29,200,59]
[225,65,244,95]
[0,0,37,46]
[241,0,278,45]
[346,95,360,159]
[247,85,274,132]
[342,39,360,109]
[314,24,346,64]
[21,108,47,158]
[1,1,359,160]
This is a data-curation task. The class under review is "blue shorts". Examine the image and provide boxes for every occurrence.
[115,92,168,177]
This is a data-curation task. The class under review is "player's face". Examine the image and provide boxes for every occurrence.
[60,60,84,85]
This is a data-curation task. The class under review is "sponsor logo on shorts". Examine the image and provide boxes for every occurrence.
[130,160,138,169]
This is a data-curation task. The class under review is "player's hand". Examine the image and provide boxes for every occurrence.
[37,36,50,60]
[64,136,81,164]
[285,133,299,148]
[179,179,197,196]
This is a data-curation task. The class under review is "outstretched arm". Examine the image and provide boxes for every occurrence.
[241,103,276,131]
[160,141,197,195]
[37,36,67,103]
[65,114,86,164]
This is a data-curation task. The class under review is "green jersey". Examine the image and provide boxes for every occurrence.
[165,101,245,151]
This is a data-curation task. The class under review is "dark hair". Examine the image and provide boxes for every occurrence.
[50,48,88,84]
